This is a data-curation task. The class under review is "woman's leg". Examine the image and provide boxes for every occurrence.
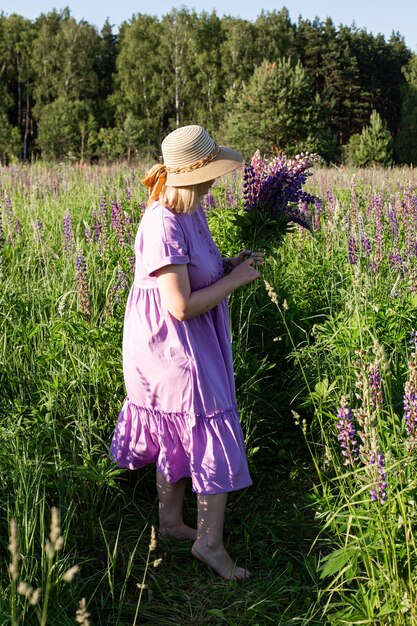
[156,470,196,541]
[192,493,251,580]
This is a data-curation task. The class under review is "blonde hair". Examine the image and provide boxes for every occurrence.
[158,182,210,214]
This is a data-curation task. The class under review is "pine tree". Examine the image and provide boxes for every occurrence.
[347,110,393,166]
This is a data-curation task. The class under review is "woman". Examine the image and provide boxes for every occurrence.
[110,125,263,580]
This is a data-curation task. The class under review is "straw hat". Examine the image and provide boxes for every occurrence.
[162,125,243,186]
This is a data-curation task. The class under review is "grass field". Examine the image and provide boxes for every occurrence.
[1,162,417,624]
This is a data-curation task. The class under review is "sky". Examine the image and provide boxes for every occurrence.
[1,0,416,51]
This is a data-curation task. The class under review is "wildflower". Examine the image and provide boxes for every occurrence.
[239,149,321,251]
[93,208,101,242]
[403,331,417,449]
[99,193,108,253]
[115,268,128,303]
[62,211,74,254]
[125,177,131,201]
[348,236,358,265]
[369,362,384,411]
[203,190,215,210]
[111,198,125,247]
[76,598,91,625]
[336,397,359,465]
[369,450,388,505]
[75,248,91,319]
[226,188,236,208]
[129,255,136,274]
[62,564,80,583]
[388,252,404,273]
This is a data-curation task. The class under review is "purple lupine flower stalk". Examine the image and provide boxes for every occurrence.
[388,206,399,244]
[337,398,359,465]
[371,194,385,273]
[388,252,404,273]
[110,198,125,247]
[352,349,377,460]
[348,236,358,265]
[84,224,94,243]
[369,450,388,505]
[62,211,74,254]
[125,177,131,202]
[313,198,323,231]
[369,362,384,411]
[129,255,136,274]
[115,268,128,303]
[92,208,101,242]
[242,151,321,230]
[226,188,236,208]
[75,248,90,319]
[403,331,417,449]
[99,193,108,253]
[203,191,215,210]
[361,235,371,257]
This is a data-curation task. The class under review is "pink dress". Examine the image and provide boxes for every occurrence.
[110,201,252,494]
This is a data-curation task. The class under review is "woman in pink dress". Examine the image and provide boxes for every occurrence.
[110,125,263,580]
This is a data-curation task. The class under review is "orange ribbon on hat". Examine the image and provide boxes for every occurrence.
[141,163,167,202]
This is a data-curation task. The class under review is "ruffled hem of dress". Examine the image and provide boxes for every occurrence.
[109,397,252,494]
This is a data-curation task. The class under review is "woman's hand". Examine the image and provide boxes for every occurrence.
[228,256,261,287]
[235,249,264,266]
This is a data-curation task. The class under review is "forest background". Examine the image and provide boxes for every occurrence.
[1,6,417,166]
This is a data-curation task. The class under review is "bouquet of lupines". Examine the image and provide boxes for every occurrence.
[235,149,322,252]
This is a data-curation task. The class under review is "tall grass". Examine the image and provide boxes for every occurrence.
[2,161,417,623]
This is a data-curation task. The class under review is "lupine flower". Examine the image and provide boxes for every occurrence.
[75,248,90,318]
[313,198,323,231]
[369,362,384,411]
[348,236,358,265]
[115,268,128,303]
[403,330,417,448]
[99,193,108,253]
[226,188,236,208]
[203,191,215,210]
[388,252,404,273]
[110,198,125,247]
[62,211,74,254]
[361,235,371,257]
[238,150,321,250]
[125,177,131,201]
[129,255,135,274]
[93,208,101,242]
[369,450,388,505]
[388,206,399,242]
[336,397,359,465]
[84,223,94,243]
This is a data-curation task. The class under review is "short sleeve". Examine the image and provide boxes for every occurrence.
[141,207,190,277]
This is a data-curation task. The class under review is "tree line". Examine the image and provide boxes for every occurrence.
[0,6,416,165]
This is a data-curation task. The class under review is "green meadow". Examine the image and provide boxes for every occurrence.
[1,163,417,624]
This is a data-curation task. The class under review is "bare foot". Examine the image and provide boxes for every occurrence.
[159,523,197,541]
[192,542,251,580]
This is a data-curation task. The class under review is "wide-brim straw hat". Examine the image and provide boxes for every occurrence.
[162,125,243,186]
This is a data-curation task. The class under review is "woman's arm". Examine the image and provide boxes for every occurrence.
[155,258,260,321]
